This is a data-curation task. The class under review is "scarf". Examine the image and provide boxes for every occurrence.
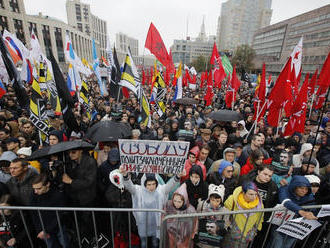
[237,192,259,210]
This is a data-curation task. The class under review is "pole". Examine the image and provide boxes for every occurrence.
[308,93,315,119]
[306,86,330,171]
[245,101,267,140]
[275,107,283,136]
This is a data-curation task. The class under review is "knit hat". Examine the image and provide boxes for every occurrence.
[0,151,17,162]
[272,161,289,176]
[108,148,120,163]
[301,157,317,167]
[208,184,225,200]
[304,175,321,185]
[218,160,233,175]
[17,147,32,157]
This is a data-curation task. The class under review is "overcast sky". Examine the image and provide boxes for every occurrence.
[24,0,329,54]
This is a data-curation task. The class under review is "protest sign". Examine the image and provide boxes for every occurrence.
[267,205,295,226]
[118,139,190,174]
[276,218,322,240]
[317,205,330,218]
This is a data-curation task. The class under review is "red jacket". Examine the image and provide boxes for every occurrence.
[180,146,207,183]
[240,158,272,176]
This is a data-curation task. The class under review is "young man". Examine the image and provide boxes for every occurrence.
[30,174,69,247]
[119,165,185,248]
[293,157,318,176]
[6,158,38,205]
[240,134,269,165]
[5,138,20,154]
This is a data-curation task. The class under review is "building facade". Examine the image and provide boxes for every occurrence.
[115,32,139,57]
[217,0,272,51]
[252,4,330,75]
[66,0,107,57]
[171,20,215,64]
[0,0,105,71]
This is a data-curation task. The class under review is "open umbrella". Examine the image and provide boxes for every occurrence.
[207,110,243,122]
[84,120,132,143]
[174,97,199,105]
[28,140,95,160]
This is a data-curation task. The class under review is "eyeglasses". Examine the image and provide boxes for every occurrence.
[226,170,234,173]
[310,183,320,187]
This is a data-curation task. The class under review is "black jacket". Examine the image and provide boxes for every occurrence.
[30,187,66,234]
[185,166,208,209]
[6,168,38,206]
[65,154,97,207]
[239,169,278,209]
[207,172,237,202]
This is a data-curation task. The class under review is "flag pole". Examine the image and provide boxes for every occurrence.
[275,106,283,136]
[245,101,267,140]
[308,92,315,119]
[306,86,330,173]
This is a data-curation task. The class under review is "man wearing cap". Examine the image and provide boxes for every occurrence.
[5,138,20,154]
[293,157,319,176]
[196,129,212,148]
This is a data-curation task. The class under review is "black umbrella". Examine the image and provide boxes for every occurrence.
[207,110,243,122]
[174,97,199,105]
[85,120,132,143]
[28,140,94,160]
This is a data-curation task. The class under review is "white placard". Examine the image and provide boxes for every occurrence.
[276,218,322,240]
[118,139,190,174]
[317,205,330,218]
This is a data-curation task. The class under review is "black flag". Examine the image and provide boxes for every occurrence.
[241,69,252,88]
[49,51,79,133]
[0,34,29,109]
[109,47,122,99]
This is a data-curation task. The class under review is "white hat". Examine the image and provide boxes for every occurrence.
[109,169,124,190]
[208,184,225,200]
[305,175,321,185]
[17,147,32,157]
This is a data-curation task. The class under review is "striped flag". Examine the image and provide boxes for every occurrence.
[173,63,183,101]
[119,48,140,95]
[79,80,91,120]
[0,79,6,99]
[29,79,49,144]
[139,86,151,128]
[92,39,108,96]
[150,72,166,117]
[222,54,233,79]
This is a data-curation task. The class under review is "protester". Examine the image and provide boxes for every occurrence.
[164,183,197,248]
[223,182,264,248]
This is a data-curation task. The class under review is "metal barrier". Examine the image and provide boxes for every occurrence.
[0,205,328,248]
[0,206,165,248]
[160,204,329,248]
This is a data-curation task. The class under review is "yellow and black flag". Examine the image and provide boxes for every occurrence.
[79,80,91,120]
[119,49,140,96]
[139,87,151,128]
[30,79,49,143]
[150,72,166,117]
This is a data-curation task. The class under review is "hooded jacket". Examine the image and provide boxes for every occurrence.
[207,148,241,179]
[292,143,320,175]
[185,165,209,209]
[224,186,264,237]
[181,146,207,183]
[279,176,315,214]
[123,173,180,238]
[207,161,236,202]
[165,183,197,247]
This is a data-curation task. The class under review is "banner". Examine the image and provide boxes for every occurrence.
[267,205,295,226]
[118,139,189,174]
[317,205,330,218]
[276,218,321,240]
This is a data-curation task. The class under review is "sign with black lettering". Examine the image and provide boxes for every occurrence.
[276,218,321,240]
[118,139,190,174]
[317,205,330,218]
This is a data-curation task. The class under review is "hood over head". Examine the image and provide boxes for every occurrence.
[173,183,189,209]
[189,146,200,157]
[300,143,313,156]
[218,160,233,175]
[189,165,203,181]
[288,175,311,195]
[107,148,120,163]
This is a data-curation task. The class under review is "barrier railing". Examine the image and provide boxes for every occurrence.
[0,206,165,248]
[160,204,329,248]
[0,205,328,248]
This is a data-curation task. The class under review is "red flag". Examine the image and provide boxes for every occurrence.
[164,68,170,86]
[207,70,213,86]
[225,65,240,108]
[122,87,129,98]
[284,73,309,136]
[185,69,192,83]
[308,69,318,97]
[204,84,214,106]
[200,72,205,88]
[267,58,294,127]
[168,49,175,73]
[318,52,330,87]
[210,43,226,88]
[253,63,266,121]
[182,71,188,87]
[145,22,169,66]
[142,69,146,85]
[172,68,177,87]
[149,67,153,85]
[313,86,327,109]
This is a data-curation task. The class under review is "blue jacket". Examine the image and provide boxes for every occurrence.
[278,175,315,214]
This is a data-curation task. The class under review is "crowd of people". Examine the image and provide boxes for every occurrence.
[0,76,329,248]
